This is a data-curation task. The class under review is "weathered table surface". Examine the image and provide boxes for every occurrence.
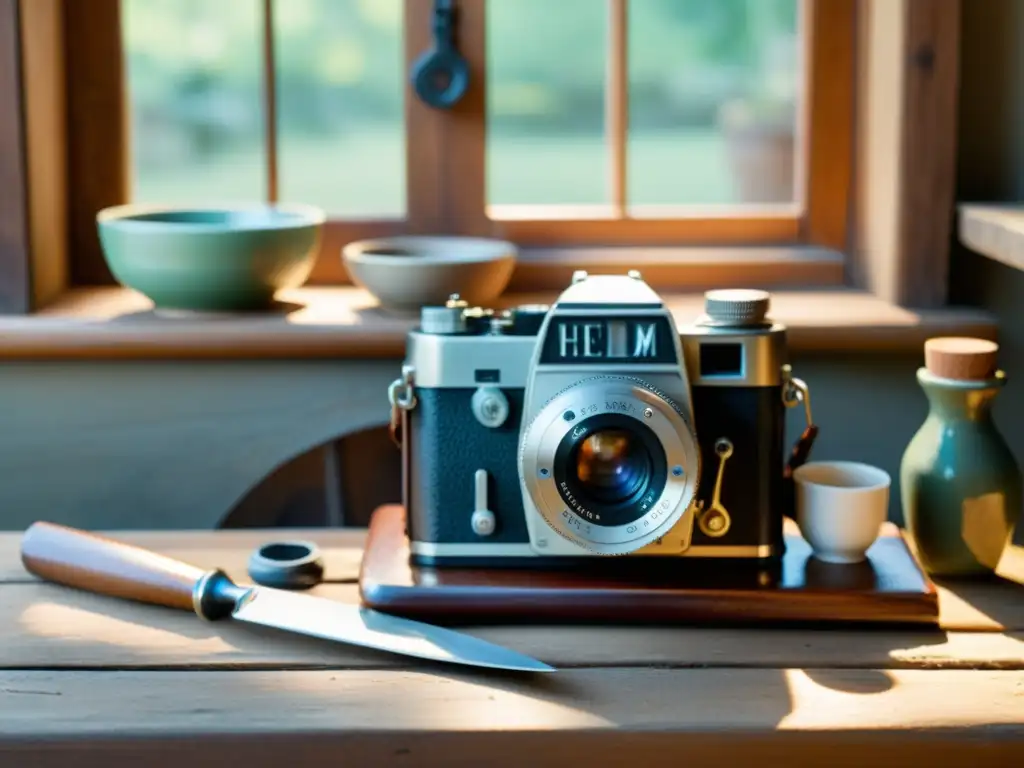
[1,528,1023,767]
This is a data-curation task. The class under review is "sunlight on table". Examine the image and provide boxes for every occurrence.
[778,668,1024,730]
[19,602,238,656]
[890,631,1024,665]
[260,672,612,730]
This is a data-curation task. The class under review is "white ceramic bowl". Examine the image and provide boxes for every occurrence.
[793,461,891,564]
[342,236,517,313]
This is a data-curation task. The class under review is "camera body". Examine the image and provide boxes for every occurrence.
[397,272,789,567]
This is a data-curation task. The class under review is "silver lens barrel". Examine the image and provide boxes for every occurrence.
[518,376,701,555]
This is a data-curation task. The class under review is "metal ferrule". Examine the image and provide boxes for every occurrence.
[192,569,249,621]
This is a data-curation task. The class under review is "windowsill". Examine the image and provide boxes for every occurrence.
[959,204,1024,271]
[0,286,996,360]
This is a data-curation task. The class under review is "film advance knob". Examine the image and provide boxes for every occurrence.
[704,289,771,326]
[420,304,468,335]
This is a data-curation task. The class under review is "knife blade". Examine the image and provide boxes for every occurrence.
[20,521,554,674]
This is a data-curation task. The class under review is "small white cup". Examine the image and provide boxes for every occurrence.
[793,461,891,564]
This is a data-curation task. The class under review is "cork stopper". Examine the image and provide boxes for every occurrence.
[924,337,999,381]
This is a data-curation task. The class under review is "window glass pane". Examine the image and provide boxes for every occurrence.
[628,0,800,207]
[487,0,607,207]
[275,0,405,217]
[123,0,266,204]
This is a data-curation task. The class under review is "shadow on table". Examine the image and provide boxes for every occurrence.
[107,299,307,322]
[802,668,895,695]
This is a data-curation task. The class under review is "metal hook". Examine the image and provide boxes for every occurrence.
[412,0,470,109]
[782,364,813,427]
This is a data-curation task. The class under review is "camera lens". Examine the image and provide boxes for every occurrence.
[551,413,668,529]
[571,429,651,505]
[518,376,702,554]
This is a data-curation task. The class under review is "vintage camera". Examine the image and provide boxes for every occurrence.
[389,271,808,567]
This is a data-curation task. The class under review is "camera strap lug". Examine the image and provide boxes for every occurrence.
[388,365,417,515]
[388,365,417,448]
[782,364,817,472]
[781,364,818,516]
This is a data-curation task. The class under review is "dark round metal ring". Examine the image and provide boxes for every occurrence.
[247,541,325,590]
[552,413,669,529]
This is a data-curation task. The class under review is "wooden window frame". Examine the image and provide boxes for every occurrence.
[0,0,31,314]
[1,0,958,313]
[403,0,852,245]
[332,0,856,286]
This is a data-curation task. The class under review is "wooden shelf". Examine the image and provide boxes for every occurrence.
[960,204,1024,272]
[0,286,996,360]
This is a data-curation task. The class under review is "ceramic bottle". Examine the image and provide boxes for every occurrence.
[901,337,1021,576]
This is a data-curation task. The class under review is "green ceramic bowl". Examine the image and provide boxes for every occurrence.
[97,204,325,312]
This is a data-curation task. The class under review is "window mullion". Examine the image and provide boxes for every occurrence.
[0,0,30,311]
[260,0,279,204]
[803,0,855,250]
[607,0,628,218]
[404,0,443,232]
[64,0,125,286]
[404,0,488,236]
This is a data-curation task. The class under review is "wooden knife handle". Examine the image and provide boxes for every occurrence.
[21,521,208,613]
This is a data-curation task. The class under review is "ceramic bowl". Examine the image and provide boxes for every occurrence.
[793,461,890,564]
[342,236,517,313]
[97,204,325,312]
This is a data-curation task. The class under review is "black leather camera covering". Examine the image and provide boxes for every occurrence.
[407,384,785,556]
[690,384,785,551]
[408,388,531,545]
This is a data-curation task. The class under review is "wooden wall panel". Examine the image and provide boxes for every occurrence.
[63,0,125,286]
[851,0,961,308]
[803,0,856,250]
[19,0,67,308]
[0,360,396,531]
[897,0,960,306]
[0,0,30,313]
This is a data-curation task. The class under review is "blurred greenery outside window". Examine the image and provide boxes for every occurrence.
[123,0,800,215]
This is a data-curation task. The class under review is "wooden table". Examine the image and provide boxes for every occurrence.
[1,528,1023,767]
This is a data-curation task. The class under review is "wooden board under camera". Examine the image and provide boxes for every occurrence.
[359,505,940,626]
